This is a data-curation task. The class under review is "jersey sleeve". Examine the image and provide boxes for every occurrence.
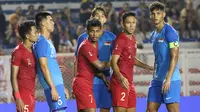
[81,44,98,63]
[112,37,123,55]
[165,26,179,49]
[35,39,48,58]
[74,33,88,56]
[11,50,21,66]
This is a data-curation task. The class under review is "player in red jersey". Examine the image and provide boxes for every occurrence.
[110,12,154,112]
[11,20,38,112]
[72,18,110,112]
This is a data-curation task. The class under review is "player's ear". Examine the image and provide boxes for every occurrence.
[25,34,29,39]
[120,21,124,28]
[162,11,166,18]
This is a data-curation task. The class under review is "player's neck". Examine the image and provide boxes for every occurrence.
[40,29,51,40]
[23,41,33,52]
[156,21,165,32]
[123,30,133,40]
[88,39,97,47]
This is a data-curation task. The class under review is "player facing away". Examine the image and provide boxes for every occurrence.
[72,18,111,112]
[110,12,154,112]
[33,12,68,112]
[74,6,116,112]
[146,2,181,112]
[11,20,38,112]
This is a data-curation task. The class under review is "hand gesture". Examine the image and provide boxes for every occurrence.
[120,76,129,89]
[162,79,171,94]
[16,99,25,112]
[51,87,59,101]
[64,88,69,99]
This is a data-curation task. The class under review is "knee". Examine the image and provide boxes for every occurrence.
[146,107,158,112]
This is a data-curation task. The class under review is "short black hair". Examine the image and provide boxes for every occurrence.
[121,11,136,23]
[91,5,107,17]
[18,20,36,40]
[86,18,102,30]
[35,11,52,28]
[149,1,165,12]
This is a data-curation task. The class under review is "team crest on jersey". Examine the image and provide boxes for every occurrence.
[88,51,93,56]
[27,58,31,66]
[115,44,118,50]
[104,41,111,46]
[158,38,164,42]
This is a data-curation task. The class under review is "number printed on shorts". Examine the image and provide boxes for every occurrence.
[89,94,93,103]
[24,105,29,112]
[57,96,63,105]
[120,92,126,101]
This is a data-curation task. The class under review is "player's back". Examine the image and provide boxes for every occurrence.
[151,23,181,81]
[112,32,137,83]
[12,43,36,93]
[33,35,64,89]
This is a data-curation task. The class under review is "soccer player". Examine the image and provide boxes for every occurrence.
[11,20,38,112]
[72,18,110,112]
[74,6,115,112]
[110,12,153,112]
[147,2,181,112]
[33,11,68,112]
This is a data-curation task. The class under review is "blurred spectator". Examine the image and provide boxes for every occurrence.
[105,2,120,35]
[135,2,151,38]
[119,3,130,23]
[62,7,78,47]
[26,5,35,20]
[52,11,74,53]
[38,5,46,12]
[79,0,95,26]
[134,23,145,49]
[180,0,198,38]
[0,6,6,45]
[15,6,24,17]
[4,13,19,48]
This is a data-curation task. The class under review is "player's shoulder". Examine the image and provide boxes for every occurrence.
[34,35,48,46]
[103,30,116,39]
[78,32,88,40]
[12,44,23,54]
[165,23,177,34]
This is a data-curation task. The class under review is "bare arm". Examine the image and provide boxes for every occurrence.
[111,54,129,89]
[166,47,179,81]
[134,57,154,71]
[91,60,110,71]
[39,57,55,89]
[11,65,20,94]
[73,57,77,77]
[111,55,123,80]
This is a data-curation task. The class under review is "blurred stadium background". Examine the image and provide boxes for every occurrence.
[0,0,200,111]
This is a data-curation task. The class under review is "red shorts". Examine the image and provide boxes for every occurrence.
[72,78,96,110]
[110,78,136,108]
[16,90,35,112]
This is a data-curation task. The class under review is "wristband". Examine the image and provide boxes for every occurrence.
[13,92,21,100]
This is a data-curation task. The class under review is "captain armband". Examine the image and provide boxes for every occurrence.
[169,41,179,48]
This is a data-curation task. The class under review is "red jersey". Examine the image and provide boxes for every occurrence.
[11,43,36,94]
[76,39,98,86]
[112,32,137,83]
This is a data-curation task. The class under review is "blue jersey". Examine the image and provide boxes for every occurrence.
[150,24,181,81]
[33,35,64,89]
[75,31,116,84]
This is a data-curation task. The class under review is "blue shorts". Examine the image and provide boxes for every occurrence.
[93,84,112,108]
[44,84,67,112]
[147,80,181,104]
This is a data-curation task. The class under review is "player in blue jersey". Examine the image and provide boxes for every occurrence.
[146,2,181,112]
[74,6,116,112]
[33,12,68,112]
